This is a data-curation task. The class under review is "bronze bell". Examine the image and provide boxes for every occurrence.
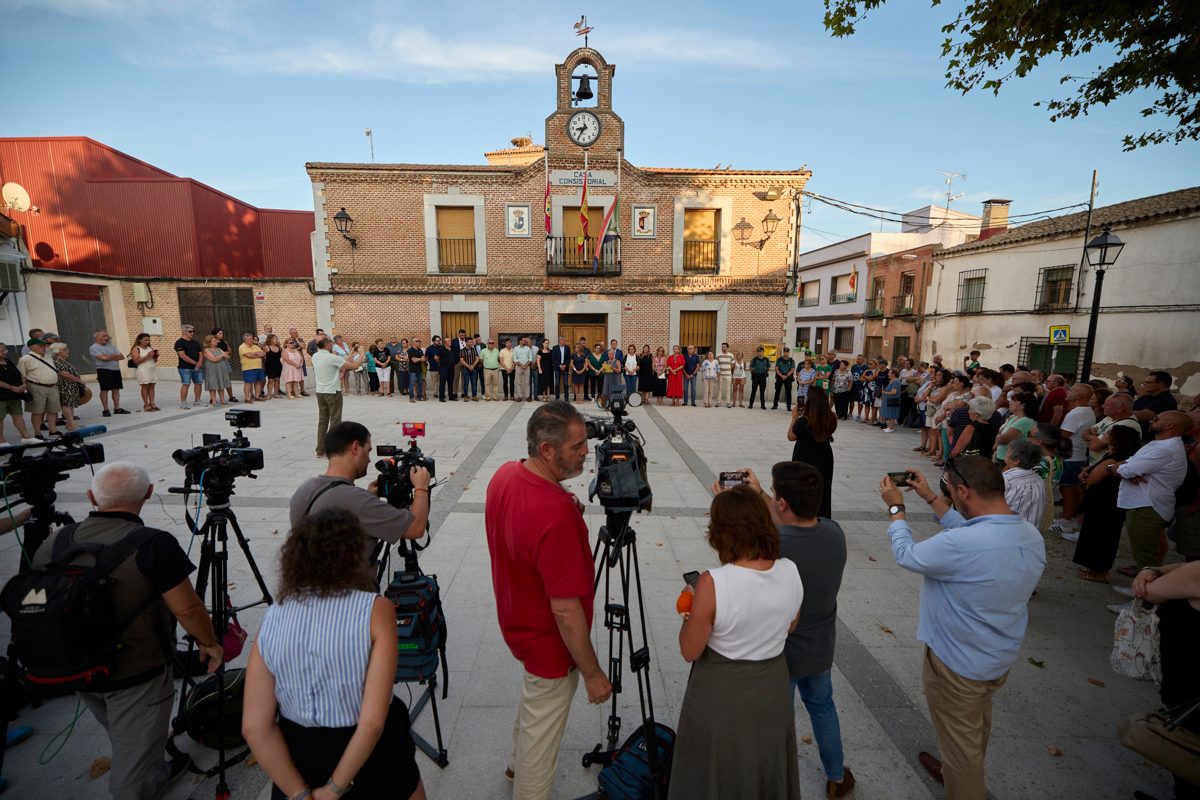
[574,74,594,101]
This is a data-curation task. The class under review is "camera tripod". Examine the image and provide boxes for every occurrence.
[578,508,664,799]
[166,478,273,800]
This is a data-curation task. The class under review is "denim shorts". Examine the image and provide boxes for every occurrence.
[178,368,204,385]
[1060,459,1085,486]
[242,368,265,384]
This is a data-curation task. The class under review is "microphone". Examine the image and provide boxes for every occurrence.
[58,425,108,444]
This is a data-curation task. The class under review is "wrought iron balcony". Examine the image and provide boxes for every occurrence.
[683,239,719,272]
[865,298,884,317]
[891,294,915,315]
[798,296,820,307]
[546,236,621,276]
[831,292,858,305]
[437,238,476,272]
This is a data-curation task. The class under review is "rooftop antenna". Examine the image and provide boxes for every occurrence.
[935,169,966,211]
[365,128,375,162]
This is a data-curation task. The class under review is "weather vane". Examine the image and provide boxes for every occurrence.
[573,15,593,48]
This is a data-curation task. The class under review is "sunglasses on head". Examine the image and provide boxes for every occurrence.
[940,456,970,490]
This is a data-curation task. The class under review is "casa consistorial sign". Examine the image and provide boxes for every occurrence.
[550,169,618,187]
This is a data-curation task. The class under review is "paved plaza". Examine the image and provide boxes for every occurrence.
[0,389,1174,799]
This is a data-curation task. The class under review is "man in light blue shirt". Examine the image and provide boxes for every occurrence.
[880,456,1044,800]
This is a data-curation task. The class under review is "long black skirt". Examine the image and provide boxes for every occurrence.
[1072,475,1124,574]
[272,697,420,799]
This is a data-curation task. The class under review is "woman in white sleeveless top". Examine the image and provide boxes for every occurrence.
[242,509,425,800]
[669,485,804,799]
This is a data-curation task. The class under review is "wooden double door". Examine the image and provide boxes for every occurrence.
[559,314,607,351]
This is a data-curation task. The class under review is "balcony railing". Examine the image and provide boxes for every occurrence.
[683,239,719,272]
[437,238,476,272]
[891,294,915,315]
[546,236,621,276]
[865,298,884,317]
[831,292,857,305]
[798,296,820,307]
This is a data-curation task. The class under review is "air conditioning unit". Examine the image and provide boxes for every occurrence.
[0,262,23,293]
[132,282,151,303]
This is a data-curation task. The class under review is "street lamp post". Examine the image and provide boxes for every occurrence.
[1080,225,1124,381]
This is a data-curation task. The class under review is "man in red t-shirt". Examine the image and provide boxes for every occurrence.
[1038,374,1067,425]
[486,401,612,800]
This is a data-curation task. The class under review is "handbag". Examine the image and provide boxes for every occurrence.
[1112,598,1161,683]
[1117,699,1200,783]
[78,386,93,405]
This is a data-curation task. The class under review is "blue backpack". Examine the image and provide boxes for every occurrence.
[596,722,675,800]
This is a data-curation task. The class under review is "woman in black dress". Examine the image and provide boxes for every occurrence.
[537,340,555,401]
[1072,426,1141,582]
[263,334,283,399]
[787,385,836,518]
[637,345,655,398]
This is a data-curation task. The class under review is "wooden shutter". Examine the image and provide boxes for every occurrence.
[679,311,717,354]
[439,312,480,340]
[683,209,718,241]
[435,207,474,238]
[562,206,605,239]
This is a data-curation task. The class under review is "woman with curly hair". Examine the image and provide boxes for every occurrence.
[242,509,425,800]
[788,384,837,518]
[668,486,803,799]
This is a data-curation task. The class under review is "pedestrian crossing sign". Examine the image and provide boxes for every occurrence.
[1049,325,1070,344]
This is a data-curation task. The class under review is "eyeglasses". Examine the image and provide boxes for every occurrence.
[941,456,970,489]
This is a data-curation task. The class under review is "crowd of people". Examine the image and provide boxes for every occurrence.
[3,319,1196,800]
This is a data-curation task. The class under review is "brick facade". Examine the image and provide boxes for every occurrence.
[862,244,940,362]
[306,47,810,357]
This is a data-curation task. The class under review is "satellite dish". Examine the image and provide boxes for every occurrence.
[2,183,32,213]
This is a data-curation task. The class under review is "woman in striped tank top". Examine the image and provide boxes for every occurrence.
[242,509,425,800]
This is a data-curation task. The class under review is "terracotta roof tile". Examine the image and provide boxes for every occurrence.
[943,186,1200,256]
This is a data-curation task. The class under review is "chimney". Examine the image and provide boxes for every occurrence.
[978,199,1011,241]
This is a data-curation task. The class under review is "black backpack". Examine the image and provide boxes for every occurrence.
[0,523,157,692]
[596,721,676,799]
[384,569,448,696]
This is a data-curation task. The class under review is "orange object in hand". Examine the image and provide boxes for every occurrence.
[676,589,693,615]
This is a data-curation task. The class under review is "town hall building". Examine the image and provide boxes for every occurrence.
[306,47,810,356]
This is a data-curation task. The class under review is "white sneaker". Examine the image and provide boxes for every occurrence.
[1106,601,1131,614]
[20,437,41,444]
[1049,519,1077,533]
[180,403,191,410]
[1112,585,1135,598]
[1060,531,1080,542]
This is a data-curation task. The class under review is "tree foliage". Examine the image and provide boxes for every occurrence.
[823,0,1199,150]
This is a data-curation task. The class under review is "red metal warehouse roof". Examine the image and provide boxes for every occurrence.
[0,136,313,279]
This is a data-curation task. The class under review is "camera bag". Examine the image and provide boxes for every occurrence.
[0,523,157,692]
[596,721,676,800]
[385,569,448,696]
[180,667,248,749]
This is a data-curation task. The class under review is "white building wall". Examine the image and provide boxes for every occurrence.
[922,214,1200,392]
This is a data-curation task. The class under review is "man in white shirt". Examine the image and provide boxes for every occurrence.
[1113,411,1192,569]
[514,337,535,402]
[1052,383,1096,538]
[257,325,273,345]
[311,338,362,458]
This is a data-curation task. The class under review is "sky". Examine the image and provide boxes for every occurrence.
[4,0,1198,251]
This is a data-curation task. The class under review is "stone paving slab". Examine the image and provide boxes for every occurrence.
[0,390,1174,799]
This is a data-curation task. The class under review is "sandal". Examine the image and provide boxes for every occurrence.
[1078,569,1110,584]
[913,446,926,452]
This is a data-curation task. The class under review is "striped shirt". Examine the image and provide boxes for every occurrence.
[716,352,734,377]
[257,590,375,728]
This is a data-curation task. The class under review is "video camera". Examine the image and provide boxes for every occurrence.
[0,425,108,557]
[376,422,436,510]
[172,409,264,493]
[586,386,652,513]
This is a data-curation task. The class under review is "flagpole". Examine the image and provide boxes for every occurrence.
[616,148,622,267]
[544,146,551,263]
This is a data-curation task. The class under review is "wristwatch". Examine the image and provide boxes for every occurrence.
[888,504,906,516]
[325,779,354,797]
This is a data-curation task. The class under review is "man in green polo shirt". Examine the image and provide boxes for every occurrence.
[748,346,771,410]
[481,339,502,401]
[772,347,797,411]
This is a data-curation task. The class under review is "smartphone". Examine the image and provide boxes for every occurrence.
[888,471,912,488]
[719,470,747,488]
[682,571,701,588]
[401,422,426,438]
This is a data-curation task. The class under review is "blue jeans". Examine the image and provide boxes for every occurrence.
[410,371,425,399]
[791,671,844,781]
[683,375,698,405]
[463,368,479,397]
[624,374,637,395]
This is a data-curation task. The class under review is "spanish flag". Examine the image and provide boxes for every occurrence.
[577,170,589,254]
[593,193,618,273]
[849,265,858,292]
[544,178,552,235]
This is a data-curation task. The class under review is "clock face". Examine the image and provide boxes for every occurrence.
[567,111,601,147]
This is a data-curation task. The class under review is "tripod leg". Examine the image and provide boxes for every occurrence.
[172,518,215,732]
[224,511,274,606]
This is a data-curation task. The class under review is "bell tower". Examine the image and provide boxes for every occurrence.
[545,48,624,164]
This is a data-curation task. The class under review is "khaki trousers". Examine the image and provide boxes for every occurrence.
[515,366,530,400]
[510,669,580,800]
[1125,505,1168,569]
[718,375,733,406]
[315,391,343,455]
[79,669,175,800]
[922,646,1008,800]
[484,368,500,400]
